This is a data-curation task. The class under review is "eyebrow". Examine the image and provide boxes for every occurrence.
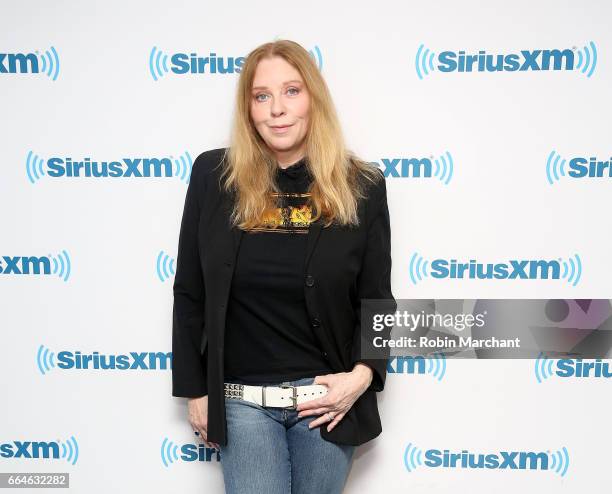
[251,80,303,91]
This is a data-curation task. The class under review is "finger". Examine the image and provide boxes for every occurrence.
[298,405,332,418]
[296,397,328,413]
[313,375,329,386]
[326,412,346,432]
[308,412,336,430]
[194,425,208,442]
[202,436,213,448]
[307,416,325,429]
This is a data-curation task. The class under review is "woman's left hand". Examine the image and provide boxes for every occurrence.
[296,363,373,432]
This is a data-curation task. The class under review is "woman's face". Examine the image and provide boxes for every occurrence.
[250,56,310,166]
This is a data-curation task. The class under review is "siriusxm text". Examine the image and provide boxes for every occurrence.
[1,256,53,275]
[431,259,561,279]
[56,351,172,370]
[438,49,574,73]
[169,53,244,74]
[567,157,612,178]
[0,53,38,73]
[46,157,173,178]
[425,449,550,470]
[0,441,62,459]
[556,359,612,378]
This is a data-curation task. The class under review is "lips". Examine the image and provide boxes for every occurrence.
[269,123,293,135]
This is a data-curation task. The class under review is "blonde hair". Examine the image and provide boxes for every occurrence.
[219,39,381,229]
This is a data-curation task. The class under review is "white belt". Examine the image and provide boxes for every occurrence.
[224,382,328,409]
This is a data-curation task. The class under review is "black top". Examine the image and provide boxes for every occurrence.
[223,157,335,384]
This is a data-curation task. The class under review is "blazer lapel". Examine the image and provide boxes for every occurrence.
[220,188,244,263]
[231,226,244,257]
[304,220,323,271]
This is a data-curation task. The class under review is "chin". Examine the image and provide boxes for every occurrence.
[267,140,296,151]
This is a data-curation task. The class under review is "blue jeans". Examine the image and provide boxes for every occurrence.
[219,376,356,494]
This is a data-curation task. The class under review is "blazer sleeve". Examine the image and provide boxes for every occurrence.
[171,156,208,398]
[351,169,396,392]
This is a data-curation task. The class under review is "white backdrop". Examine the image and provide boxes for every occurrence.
[1,1,610,492]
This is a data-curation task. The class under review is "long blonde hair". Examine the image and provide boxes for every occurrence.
[220,39,381,229]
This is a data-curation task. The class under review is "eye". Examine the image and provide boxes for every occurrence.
[254,93,269,102]
[287,87,300,95]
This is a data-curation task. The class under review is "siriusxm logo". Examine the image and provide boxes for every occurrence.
[156,250,176,282]
[149,45,323,80]
[0,47,60,80]
[535,354,612,382]
[0,251,71,281]
[387,355,446,381]
[0,437,78,464]
[36,345,172,374]
[546,151,612,184]
[415,41,597,79]
[404,443,569,476]
[25,151,193,184]
[161,438,219,466]
[409,252,583,286]
[373,152,454,184]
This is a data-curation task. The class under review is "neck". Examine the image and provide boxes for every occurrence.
[274,150,306,169]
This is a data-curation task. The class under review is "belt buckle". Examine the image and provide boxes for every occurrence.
[279,384,298,409]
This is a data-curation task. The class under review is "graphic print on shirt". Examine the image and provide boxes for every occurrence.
[246,192,313,233]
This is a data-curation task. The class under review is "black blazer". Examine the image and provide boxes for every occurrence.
[171,148,396,446]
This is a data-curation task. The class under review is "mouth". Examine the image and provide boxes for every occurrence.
[269,124,294,134]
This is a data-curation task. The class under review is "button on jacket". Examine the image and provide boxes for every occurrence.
[171,148,396,446]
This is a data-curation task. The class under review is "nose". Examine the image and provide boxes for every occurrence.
[270,94,285,117]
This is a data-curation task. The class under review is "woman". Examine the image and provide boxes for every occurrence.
[172,39,395,493]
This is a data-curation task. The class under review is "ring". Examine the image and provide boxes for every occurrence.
[327,412,334,421]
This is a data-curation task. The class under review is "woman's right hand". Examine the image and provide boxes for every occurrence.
[187,395,219,450]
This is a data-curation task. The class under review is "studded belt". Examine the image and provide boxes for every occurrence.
[224,382,328,409]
